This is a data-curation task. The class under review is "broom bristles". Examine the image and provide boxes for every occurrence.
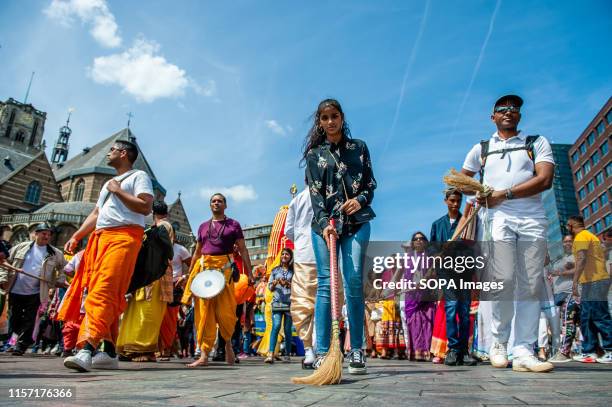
[291,326,343,385]
[443,168,491,196]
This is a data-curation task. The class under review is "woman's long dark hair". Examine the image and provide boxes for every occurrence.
[300,98,352,167]
[280,247,294,270]
[410,231,429,251]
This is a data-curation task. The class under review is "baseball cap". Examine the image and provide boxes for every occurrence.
[494,94,523,108]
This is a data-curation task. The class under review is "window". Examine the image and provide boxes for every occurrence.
[15,130,25,143]
[601,192,609,206]
[4,110,15,138]
[587,180,595,193]
[607,163,612,177]
[571,151,579,163]
[587,131,596,146]
[595,171,605,186]
[606,213,612,228]
[30,120,38,146]
[602,141,609,156]
[591,151,600,165]
[73,179,85,201]
[607,109,612,125]
[575,169,583,181]
[24,181,41,204]
[582,161,591,174]
[578,188,586,200]
[594,220,603,234]
[591,199,599,213]
[582,207,590,219]
[596,121,605,135]
[580,142,587,155]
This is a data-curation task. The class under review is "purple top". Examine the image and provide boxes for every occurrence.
[197,218,244,256]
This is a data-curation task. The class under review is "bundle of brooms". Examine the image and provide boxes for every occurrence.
[292,219,343,385]
[443,168,492,241]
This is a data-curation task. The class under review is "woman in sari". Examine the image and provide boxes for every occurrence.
[401,231,436,361]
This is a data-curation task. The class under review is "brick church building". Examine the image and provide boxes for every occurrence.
[0,97,194,248]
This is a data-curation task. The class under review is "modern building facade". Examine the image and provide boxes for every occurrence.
[569,97,611,237]
[543,143,579,261]
[243,223,272,266]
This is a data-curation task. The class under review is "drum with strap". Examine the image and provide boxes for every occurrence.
[190,268,226,299]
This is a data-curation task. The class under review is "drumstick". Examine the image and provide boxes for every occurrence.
[0,262,52,284]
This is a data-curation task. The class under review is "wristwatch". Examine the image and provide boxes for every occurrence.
[505,189,514,200]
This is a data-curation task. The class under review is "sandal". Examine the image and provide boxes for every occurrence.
[131,354,156,362]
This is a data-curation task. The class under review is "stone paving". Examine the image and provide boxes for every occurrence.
[1,354,611,407]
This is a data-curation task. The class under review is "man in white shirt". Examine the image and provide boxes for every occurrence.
[59,140,153,372]
[1,223,66,355]
[461,94,555,373]
[285,182,317,368]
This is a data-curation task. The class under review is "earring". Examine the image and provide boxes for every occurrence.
[317,126,325,136]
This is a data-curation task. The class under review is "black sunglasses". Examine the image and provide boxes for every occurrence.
[494,106,520,114]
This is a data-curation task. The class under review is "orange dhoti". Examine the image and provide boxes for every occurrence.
[57,226,143,348]
[159,305,179,352]
[181,255,237,352]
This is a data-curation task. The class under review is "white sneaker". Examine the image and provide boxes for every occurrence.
[512,355,554,373]
[596,352,612,364]
[92,351,119,369]
[572,353,598,363]
[490,342,508,368]
[64,349,92,372]
[303,348,315,365]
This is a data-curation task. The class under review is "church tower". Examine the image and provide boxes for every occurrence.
[0,97,47,156]
[51,109,73,165]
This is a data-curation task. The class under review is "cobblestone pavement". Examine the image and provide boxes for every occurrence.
[1,354,611,406]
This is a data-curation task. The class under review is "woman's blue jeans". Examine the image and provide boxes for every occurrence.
[269,310,293,354]
[312,222,370,354]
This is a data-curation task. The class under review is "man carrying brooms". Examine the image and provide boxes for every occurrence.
[460,94,555,373]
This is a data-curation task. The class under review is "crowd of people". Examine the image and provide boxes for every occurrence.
[0,95,611,378]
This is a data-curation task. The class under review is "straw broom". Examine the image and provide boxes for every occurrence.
[292,219,343,385]
[443,168,492,196]
[443,168,492,241]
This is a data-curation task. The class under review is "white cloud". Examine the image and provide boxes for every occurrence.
[265,120,292,136]
[89,38,189,103]
[199,185,258,203]
[44,0,122,48]
[191,79,217,97]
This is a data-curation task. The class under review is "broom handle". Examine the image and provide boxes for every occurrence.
[329,219,340,322]
[0,262,53,284]
[449,204,481,242]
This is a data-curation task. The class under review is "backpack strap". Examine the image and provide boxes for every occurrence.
[479,140,490,183]
[524,135,540,164]
[99,169,138,207]
[479,135,541,180]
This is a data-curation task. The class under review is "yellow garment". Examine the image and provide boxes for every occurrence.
[380,299,397,322]
[116,279,167,353]
[181,255,237,352]
[257,287,280,355]
[573,230,607,284]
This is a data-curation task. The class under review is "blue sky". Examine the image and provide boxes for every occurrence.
[1,0,611,240]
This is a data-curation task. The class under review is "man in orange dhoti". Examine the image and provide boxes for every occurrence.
[59,140,153,372]
[182,193,253,367]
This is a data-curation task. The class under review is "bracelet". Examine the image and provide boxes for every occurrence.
[505,189,514,200]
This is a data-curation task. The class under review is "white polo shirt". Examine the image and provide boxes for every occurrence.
[95,170,153,229]
[462,131,554,219]
[285,188,316,264]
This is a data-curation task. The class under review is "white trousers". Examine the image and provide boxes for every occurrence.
[479,215,547,358]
